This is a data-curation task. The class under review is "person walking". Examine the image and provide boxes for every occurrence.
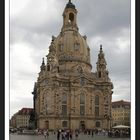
[61,130,65,140]
[43,130,47,138]
[75,130,78,140]
[91,129,94,137]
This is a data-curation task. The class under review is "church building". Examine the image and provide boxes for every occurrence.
[32,0,113,130]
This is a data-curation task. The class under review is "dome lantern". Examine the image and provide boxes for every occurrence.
[61,0,78,32]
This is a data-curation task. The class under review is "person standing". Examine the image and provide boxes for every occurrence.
[91,129,94,137]
[69,130,72,140]
[57,130,61,140]
[46,129,49,138]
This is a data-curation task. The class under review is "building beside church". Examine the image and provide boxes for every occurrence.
[10,108,33,128]
[112,100,130,126]
[32,0,113,130]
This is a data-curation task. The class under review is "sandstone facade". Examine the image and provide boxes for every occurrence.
[32,1,113,130]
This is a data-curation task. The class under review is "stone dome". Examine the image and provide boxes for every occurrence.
[47,1,92,73]
[54,30,90,65]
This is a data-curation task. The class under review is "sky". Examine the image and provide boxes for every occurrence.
[10,0,131,118]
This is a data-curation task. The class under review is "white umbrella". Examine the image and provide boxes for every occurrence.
[112,125,130,129]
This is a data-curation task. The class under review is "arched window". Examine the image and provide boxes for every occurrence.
[47,65,50,71]
[96,121,100,127]
[95,107,99,116]
[62,121,68,127]
[95,95,99,117]
[62,94,67,115]
[80,93,85,115]
[69,13,74,22]
[62,94,67,104]
[80,94,85,104]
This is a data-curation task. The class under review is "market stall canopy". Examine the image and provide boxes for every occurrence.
[112,125,130,129]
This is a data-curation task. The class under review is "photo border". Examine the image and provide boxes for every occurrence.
[136,0,139,139]
[7,0,135,140]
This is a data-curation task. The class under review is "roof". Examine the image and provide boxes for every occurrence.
[112,100,130,108]
[112,125,130,129]
[17,108,34,115]
[66,1,75,9]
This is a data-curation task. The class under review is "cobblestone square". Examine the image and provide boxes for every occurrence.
[10,134,130,140]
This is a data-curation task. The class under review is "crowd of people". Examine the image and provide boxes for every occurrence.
[34,128,112,139]
[26,128,130,139]
[108,129,130,137]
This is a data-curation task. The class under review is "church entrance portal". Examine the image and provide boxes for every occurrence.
[80,121,85,130]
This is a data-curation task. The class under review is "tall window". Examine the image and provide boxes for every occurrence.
[95,107,99,116]
[69,13,74,22]
[62,121,68,127]
[62,94,67,104]
[80,94,85,115]
[47,65,50,71]
[95,95,99,117]
[96,121,100,127]
[95,96,99,105]
[80,94,85,104]
[62,94,67,115]
[62,105,67,115]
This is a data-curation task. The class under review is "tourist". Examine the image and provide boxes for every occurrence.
[75,130,78,139]
[57,130,61,140]
[91,129,94,137]
[43,130,47,138]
